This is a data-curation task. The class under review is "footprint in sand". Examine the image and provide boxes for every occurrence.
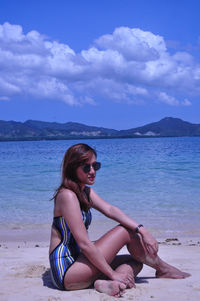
[25,265,47,278]
[12,265,47,278]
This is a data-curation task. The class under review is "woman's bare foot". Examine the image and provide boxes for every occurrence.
[156,265,191,279]
[94,280,126,297]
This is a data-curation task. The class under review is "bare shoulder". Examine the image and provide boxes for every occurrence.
[89,187,96,197]
[90,188,103,200]
[56,188,79,209]
[57,188,78,202]
[89,188,111,213]
[57,188,76,200]
[89,188,104,204]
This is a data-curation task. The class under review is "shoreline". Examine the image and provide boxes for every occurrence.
[1,219,200,247]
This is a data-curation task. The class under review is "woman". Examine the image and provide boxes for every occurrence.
[49,143,190,297]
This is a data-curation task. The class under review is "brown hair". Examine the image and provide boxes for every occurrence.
[53,143,97,210]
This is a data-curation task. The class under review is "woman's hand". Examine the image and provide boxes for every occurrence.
[110,270,136,288]
[139,228,159,257]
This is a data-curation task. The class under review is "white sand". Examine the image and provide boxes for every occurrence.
[0,230,200,301]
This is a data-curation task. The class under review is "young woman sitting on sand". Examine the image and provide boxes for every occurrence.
[49,143,190,297]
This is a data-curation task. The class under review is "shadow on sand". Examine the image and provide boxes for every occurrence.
[42,268,57,290]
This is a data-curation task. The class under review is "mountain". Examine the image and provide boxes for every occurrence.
[118,117,200,137]
[0,119,118,141]
[0,117,200,141]
[25,120,118,136]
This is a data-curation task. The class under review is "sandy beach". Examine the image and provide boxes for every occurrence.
[0,226,200,301]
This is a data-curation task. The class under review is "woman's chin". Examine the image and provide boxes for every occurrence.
[87,178,95,185]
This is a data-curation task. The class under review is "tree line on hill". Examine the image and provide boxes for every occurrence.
[0,117,200,141]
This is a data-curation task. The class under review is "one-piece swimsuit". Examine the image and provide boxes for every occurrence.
[49,188,92,290]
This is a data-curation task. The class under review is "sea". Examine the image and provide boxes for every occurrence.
[0,137,200,238]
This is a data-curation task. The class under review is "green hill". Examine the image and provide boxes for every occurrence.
[0,117,200,141]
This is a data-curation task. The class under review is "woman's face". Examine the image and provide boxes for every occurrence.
[76,153,97,187]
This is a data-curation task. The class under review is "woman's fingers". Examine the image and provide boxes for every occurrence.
[143,233,159,255]
[145,243,157,256]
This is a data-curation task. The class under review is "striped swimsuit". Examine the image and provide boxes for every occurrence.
[49,208,92,290]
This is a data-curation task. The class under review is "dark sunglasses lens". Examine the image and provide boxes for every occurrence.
[83,164,90,173]
[82,162,101,173]
[94,162,101,170]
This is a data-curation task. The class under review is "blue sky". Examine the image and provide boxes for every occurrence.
[0,0,200,129]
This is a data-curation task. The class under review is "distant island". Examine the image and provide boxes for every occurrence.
[0,117,200,141]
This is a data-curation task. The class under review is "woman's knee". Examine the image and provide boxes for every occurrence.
[116,224,133,241]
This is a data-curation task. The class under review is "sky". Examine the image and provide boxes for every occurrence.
[0,0,200,129]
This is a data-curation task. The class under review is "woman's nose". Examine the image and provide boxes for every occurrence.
[89,165,95,173]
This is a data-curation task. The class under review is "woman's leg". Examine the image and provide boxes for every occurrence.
[111,254,143,279]
[64,224,189,291]
[94,254,143,296]
[94,225,190,279]
[126,230,190,279]
[64,225,141,292]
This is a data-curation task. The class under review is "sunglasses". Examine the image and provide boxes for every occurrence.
[81,162,101,173]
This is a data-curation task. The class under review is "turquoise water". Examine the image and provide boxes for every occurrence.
[0,137,200,237]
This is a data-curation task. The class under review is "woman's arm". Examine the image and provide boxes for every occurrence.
[90,189,158,256]
[90,188,141,230]
[56,189,132,284]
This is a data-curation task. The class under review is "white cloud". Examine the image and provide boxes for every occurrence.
[95,27,164,61]
[0,77,21,95]
[157,92,180,106]
[182,98,192,106]
[157,92,192,107]
[81,96,96,105]
[0,96,9,101]
[0,22,200,106]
